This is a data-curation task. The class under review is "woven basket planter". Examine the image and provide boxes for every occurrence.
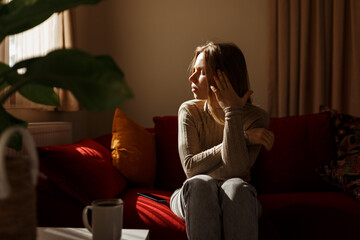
[0,127,39,240]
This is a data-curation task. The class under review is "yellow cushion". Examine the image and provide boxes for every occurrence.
[111,108,156,187]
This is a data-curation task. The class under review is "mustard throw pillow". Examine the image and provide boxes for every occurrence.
[111,108,156,187]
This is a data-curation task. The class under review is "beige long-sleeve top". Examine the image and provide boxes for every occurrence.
[178,99,269,182]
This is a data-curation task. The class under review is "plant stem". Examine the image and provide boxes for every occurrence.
[0,66,15,91]
[0,77,29,104]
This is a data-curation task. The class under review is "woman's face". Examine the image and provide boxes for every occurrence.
[189,52,209,100]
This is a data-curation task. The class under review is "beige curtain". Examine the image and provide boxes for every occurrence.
[56,10,80,111]
[0,38,8,64]
[2,11,79,111]
[268,0,360,117]
[0,37,13,104]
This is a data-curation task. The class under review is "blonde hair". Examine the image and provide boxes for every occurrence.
[189,42,251,124]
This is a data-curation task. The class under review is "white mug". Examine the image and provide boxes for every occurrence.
[82,198,123,240]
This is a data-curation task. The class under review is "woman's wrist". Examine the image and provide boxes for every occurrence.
[223,105,243,114]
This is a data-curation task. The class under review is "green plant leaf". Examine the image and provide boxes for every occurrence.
[0,62,60,106]
[0,0,101,42]
[17,83,60,106]
[0,62,11,91]
[0,62,14,99]
[0,61,11,75]
[13,49,133,111]
[1,70,60,106]
[0,105,27,151]
[0,80,8,91]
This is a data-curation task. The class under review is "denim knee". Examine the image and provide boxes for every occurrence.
[220,178,261,217]
[183,174,218,200]
[182,175,222,240]
[220,178,257,200]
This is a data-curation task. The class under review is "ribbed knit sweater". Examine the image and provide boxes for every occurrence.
[178,99,269,182]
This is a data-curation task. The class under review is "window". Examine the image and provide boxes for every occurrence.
[2,11,76,110]
[9,13,64,67]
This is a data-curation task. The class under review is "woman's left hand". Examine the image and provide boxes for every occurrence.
[245,128,274,150]
[210,70,253,109]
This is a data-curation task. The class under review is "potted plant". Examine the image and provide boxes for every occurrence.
[0,0,132,150]
[0,1,132,239]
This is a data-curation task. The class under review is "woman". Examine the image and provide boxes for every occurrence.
[170,42,274,240]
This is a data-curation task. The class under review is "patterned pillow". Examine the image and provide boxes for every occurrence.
[318,107,360,201]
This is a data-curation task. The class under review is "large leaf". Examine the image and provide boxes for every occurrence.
[0,62,10,91]
[0,105,27,151]
[0,0,101,42]
[0,80,8,91]
[13,49,133,111]
[0,62,59,106]
[17,82,60,106]
[0,61,11,74]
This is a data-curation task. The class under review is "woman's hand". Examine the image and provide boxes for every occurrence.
[245,128,274,150]
[210,70,253,109]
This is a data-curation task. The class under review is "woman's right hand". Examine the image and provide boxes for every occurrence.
[245,128,274,150]
[210,70,253,109]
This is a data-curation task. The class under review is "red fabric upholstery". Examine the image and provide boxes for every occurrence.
[121,188,186,240]
[153,116,186,191]
[38,139,127,204]
[36,176,83,227]
[259,192,360,240]
[36,113,360,240]
[259,217,281,240]
[252,112,338,194]
[93,134,112,151]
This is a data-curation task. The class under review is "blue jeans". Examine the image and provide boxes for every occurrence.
[170,175,261,240]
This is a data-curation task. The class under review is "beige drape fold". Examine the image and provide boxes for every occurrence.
[56,10,80,111]
[268,0,360,117]
[0,38,8,64]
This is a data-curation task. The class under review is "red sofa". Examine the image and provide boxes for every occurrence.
[36,112,360,240]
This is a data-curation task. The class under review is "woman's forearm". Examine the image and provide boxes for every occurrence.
[180,143,222,178]
[221,106,251,178]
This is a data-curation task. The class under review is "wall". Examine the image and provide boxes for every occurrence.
[73,0,269,130]
[10,0,269,142]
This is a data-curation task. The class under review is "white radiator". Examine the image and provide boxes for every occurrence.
[4,122,73,157]
[28,122,73,147]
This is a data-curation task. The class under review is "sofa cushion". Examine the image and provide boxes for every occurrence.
[259,192,360,240]
[121,188,186,240]
[38,139,127,204]
[36,176,84,227]
[94,128,154,151]
[111,108,156,188]
[153,116,187,191]
[93,134,112,151]
[252,112,337,194]
[317,111,360,201]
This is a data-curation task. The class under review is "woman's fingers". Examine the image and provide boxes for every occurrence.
[212,70,253,108]
[246,128,275,150]
[214,70,226,91]
[217,70,232,90]
[263,131,274,150]
[219,70,232,89]
[241,90,253,103]
[210,85,220,95]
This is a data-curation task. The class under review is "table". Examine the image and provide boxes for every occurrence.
[37,227,149,240]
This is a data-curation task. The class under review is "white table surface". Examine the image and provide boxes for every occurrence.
[37,227,149,240]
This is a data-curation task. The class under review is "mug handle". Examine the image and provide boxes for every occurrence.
[82,206,93,233]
